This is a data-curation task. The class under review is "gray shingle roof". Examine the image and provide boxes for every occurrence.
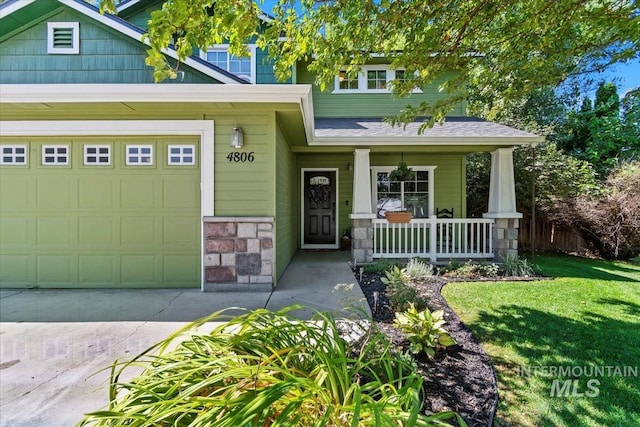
[314,117,538,139]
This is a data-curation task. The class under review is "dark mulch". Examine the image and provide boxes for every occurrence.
[354,270,498,427]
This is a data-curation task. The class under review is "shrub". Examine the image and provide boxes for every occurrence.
[502,253,537,277]
[77,307,465,426]
[443,259,499,279]
[381,266,426,312]
[404,258,434,282]
[393,303,457,357]
[361,259,398,275]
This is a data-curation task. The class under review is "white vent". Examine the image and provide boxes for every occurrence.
[47,22,79,54]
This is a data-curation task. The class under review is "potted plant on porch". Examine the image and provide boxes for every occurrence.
[384,161,415,223]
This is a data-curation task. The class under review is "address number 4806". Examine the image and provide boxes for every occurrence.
[227,152,255,162]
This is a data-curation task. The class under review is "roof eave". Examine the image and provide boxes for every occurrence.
[309,136,545,146]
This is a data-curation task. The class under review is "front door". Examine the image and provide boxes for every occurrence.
[302,169,338,248]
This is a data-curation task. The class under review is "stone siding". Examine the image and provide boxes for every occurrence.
[351,218,374,264]
[202,217,274,291]
[493,217,519,261]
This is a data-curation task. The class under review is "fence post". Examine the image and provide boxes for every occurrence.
[429,215,437,263]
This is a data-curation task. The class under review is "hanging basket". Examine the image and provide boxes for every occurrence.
[385,211,413,223]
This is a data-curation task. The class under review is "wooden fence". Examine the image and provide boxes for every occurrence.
[519,213,586,254]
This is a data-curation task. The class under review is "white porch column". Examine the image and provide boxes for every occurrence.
[483,147,522,260]
[350,149,376,263]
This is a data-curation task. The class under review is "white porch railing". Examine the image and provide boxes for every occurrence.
[372,217,495,261]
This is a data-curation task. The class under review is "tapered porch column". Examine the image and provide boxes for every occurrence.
[483,147,522,261]
[350,149,376,263]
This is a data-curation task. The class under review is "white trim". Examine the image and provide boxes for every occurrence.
[200,45,257,84]
[333,65,422,94]
[41,144,70,165]
[0,120,215,289]
[371,166,436,218]
[0,0,37,18]
[47,22,79,54]
[300,168,340,249]
[57,0,243,84]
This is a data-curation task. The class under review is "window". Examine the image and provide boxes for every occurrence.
[126,145,153,165]
[168,145,196,165]
[1,145,27,165]
[47,22,79,54]
[333,66,420,93]
[202,45,255,83]
[84,145,110,165]
[42,145,69,165]
[373,167,435,219]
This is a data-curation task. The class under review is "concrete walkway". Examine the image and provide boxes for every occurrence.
[0,251,368,427]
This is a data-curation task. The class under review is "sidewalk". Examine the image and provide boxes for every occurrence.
[0,250,368,427]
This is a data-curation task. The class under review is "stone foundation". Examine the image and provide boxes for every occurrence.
[493,217,520,261]
[351,218,374,264]
[202,217,274,292]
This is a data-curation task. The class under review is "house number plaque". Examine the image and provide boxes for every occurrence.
[227,152,255,162]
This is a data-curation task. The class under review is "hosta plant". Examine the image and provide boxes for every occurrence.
[393,303,457,357]
[77,306,466,427]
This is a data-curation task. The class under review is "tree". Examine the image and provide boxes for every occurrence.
[99,0,640,127]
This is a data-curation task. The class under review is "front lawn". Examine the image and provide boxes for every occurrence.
[442,254,640,426]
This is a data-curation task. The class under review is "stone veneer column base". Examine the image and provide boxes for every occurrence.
[202,217,274,292]
[350,217,374,264]
[492,217,520,262]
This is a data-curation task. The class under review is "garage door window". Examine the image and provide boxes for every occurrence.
[168,145,195,165]
[84,145,111,165]
[126,145,153,165]
[42,145,69,165]
[1,145,27,165]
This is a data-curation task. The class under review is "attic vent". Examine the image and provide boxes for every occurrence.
[47,22,79,54]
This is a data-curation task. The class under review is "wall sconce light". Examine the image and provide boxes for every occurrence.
[347,162,352,171]
[230,127,244,149]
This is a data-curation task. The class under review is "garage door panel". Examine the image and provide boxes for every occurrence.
[79,255,117,285]
[121,217,159,249]
[79,178,116,209]
[37,217,75,246]
[121,255,157,285]
[163,216,199,248]
[37,177,76,209]
[121,179,160,209]
[163,255,200,284]
[163,178,199,210]
[0,178,35,211]
[78,216,116,247]
[0,255,32,286]
[0,216,33,247]
[36,255,75,286]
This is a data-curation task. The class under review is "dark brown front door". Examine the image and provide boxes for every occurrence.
[303,170,337,246]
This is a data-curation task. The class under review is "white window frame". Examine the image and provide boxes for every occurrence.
[125,144,153,166]
[83,145,111,166]
[333,65,422,94]
[200,44,257,84]
[41,145,69,166]
[167,144,196,165]
[47,22,80,55]
[0,144,28,165]
[371,166,436,218]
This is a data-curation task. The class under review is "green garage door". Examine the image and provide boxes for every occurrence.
[0,138,201,288]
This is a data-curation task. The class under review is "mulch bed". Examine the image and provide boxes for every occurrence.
[354,270,499,427]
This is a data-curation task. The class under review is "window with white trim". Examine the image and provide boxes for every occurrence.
[47,22,80,54]
[126,145,153,165]
[84,145,111,165]
[168,145,196,165]
[201,45,256,83]
[1,145,27,165]
[372,166,435,219]
[334,65,420,93]
[42,145,69,165]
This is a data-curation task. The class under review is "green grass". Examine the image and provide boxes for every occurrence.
[442,254,640,427]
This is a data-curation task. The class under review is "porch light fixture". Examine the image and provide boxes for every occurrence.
[230,127,244,149]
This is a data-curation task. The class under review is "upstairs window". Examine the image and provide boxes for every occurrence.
[334,65,420,93]
[47,22,80,54]
[202,45,255,83]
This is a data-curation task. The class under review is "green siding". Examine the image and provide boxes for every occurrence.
[274,119,298,282]
[297,154,354,239]
[119,2,162,30]
[0,9,216,84]
[0,137,201,288]
[297,61,467,118]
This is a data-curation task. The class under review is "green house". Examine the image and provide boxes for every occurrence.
[0,0,542,290]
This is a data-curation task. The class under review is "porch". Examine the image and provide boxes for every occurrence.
[372,217,494,262]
